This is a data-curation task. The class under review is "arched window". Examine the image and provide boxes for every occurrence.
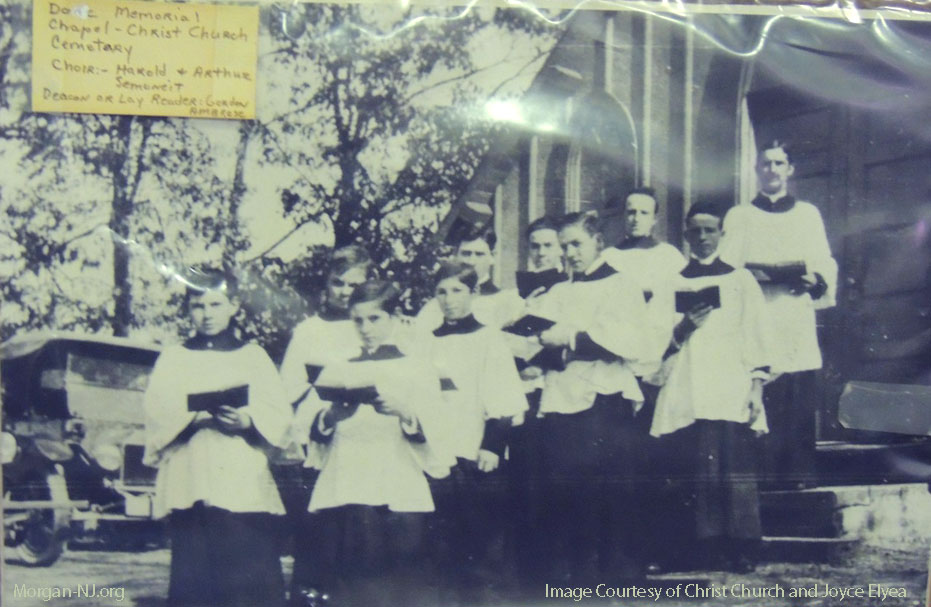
[562,89,638,214]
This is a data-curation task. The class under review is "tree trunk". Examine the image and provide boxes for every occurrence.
[109,117,136,337]
[225,121,256,264]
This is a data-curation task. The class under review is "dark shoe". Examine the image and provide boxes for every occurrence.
[294,587,330,607]
[727,555,757,574]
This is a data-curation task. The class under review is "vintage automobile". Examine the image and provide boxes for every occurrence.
[1,332,163,566]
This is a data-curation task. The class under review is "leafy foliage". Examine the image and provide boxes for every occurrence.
[0,1,561,349]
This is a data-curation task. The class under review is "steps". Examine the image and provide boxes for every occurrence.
[758,483,931,563]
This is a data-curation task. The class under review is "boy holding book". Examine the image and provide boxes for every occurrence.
[532,212,654,584]
[651,203,772,571]
[293,280,453,607]
[143,268,291,607]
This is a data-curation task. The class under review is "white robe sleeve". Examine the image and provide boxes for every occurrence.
[738,269,774,375]
[241,344,291,449]
[802,204,838,310]
[718,207,748,268]
[576,273,653,366]
[279,320,315,407]
[142,348,194,467]
[373,359,455,478]
[479,331,529,421]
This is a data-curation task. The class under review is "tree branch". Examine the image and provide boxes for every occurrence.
[241,212,327,264]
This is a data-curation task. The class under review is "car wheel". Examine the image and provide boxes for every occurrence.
[13,470,70,566]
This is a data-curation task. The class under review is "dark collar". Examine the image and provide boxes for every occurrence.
[350,344,405,362]
[183,327,244,351]
[478,280,500,295]
[318,304,350,322]
[617,235,658,250]
[751,193,796,213]
[681,256,734,278]
[572,262,618,283]
[433,314,484,337]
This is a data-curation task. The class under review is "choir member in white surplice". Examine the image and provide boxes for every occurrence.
[143,269,290,607]
[415,228,523,332]
[279,245,372,409]
[651,203,771,572]
[532,212,655,585]
[602,188,686,376]
[718,140,837,487]
[417,261,528,604]
[292,280,453,607]
[600,188,686,572]
[277,245,373,602]
[504,216,567,592]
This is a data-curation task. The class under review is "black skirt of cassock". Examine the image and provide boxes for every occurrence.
[295,505,438,607]
[692,420,763,540]
[167,503,286,607]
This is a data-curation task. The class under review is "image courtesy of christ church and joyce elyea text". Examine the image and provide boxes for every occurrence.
[543,582,910,602]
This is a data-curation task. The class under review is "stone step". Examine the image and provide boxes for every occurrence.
[760,489,843,538]
[761,536,861,564]
[759,483,931,545]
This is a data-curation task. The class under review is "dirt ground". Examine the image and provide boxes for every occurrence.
[2,543,928,607]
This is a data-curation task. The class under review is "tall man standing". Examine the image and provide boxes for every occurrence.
[718,140,837,488]
[604,187,686,374]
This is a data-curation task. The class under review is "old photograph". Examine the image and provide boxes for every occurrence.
[2,1,931,606]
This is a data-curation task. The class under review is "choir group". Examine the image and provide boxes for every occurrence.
[141,141,837,607]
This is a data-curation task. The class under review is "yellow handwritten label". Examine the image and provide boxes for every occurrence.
[31,0,258,119]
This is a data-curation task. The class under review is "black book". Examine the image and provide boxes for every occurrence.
[187,385,249,413]
[516,269,566,298]
[315,385,379,405]
[745,261,807,285]
[305,364,324,384]
[528,347,566,372]
[503,314,556,337]
[675,286,721,313]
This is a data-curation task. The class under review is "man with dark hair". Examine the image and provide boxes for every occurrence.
[525,216,563,274]
[719,140,837,488]
[604,187,686,370]
[531,211,653,585]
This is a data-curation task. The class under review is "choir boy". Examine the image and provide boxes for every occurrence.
[278,245,374,602]
[422,261,528,604]
[651,202,771,572]
[603,187,685,373]
[293,280,453,607]
[606,187,687,290]
[718,141,837,487]
[415,227,520,331]
[506,216,567,592]
[532,212,654,584]
[143,268,291,607]
[280,245,373,408]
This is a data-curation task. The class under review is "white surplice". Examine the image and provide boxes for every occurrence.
[718,198,837,374]
[421,317,528,460]
[293,346,454,513]
[143,343,290,518]
[651,257,772,437]
[535,254,654,414]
